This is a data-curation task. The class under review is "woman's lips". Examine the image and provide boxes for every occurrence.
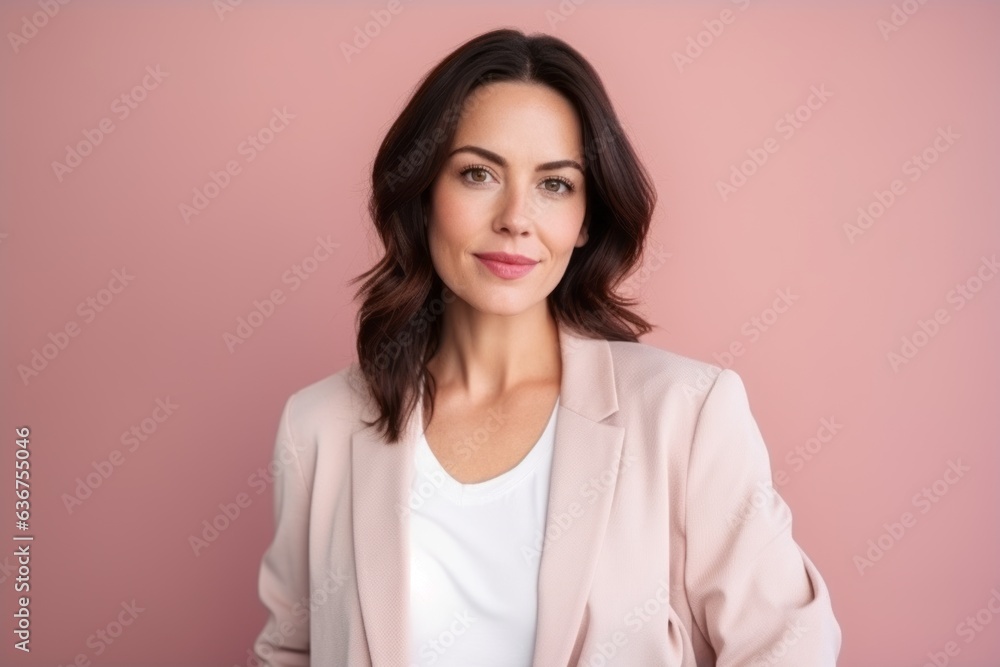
[474,254,538,279]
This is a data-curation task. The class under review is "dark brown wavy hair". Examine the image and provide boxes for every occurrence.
[348,27,657,444]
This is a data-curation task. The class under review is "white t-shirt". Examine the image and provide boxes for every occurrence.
[407,397,559,667]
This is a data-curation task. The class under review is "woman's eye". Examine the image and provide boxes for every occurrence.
[460,166,574,195]
[544,178,573,194]
[460,166,493,184]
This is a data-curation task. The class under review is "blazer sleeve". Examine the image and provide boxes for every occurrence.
[683,368,842,666]
[253,393,311,666]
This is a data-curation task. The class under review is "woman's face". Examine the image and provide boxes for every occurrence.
[426,81,589,317]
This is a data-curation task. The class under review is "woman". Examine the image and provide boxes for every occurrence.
[252,28,841,666]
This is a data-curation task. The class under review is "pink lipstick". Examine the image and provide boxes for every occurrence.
[474,252,538,280]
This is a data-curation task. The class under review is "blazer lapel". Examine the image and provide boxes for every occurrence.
[531,324,625,665]
[350,384,419,666]
[350,322,625,666]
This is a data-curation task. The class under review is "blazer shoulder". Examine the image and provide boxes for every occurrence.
[607,338,726,401]
[281,361,365,443]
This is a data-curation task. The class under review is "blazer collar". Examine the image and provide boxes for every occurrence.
[350,320,626,665]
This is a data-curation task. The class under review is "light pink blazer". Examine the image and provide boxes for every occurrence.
[253,321,842,665]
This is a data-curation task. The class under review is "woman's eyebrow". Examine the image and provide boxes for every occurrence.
[448,145,584,173]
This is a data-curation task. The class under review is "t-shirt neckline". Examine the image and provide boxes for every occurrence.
[414,397,559,504]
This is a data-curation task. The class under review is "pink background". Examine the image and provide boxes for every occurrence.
[2,1,998,665]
